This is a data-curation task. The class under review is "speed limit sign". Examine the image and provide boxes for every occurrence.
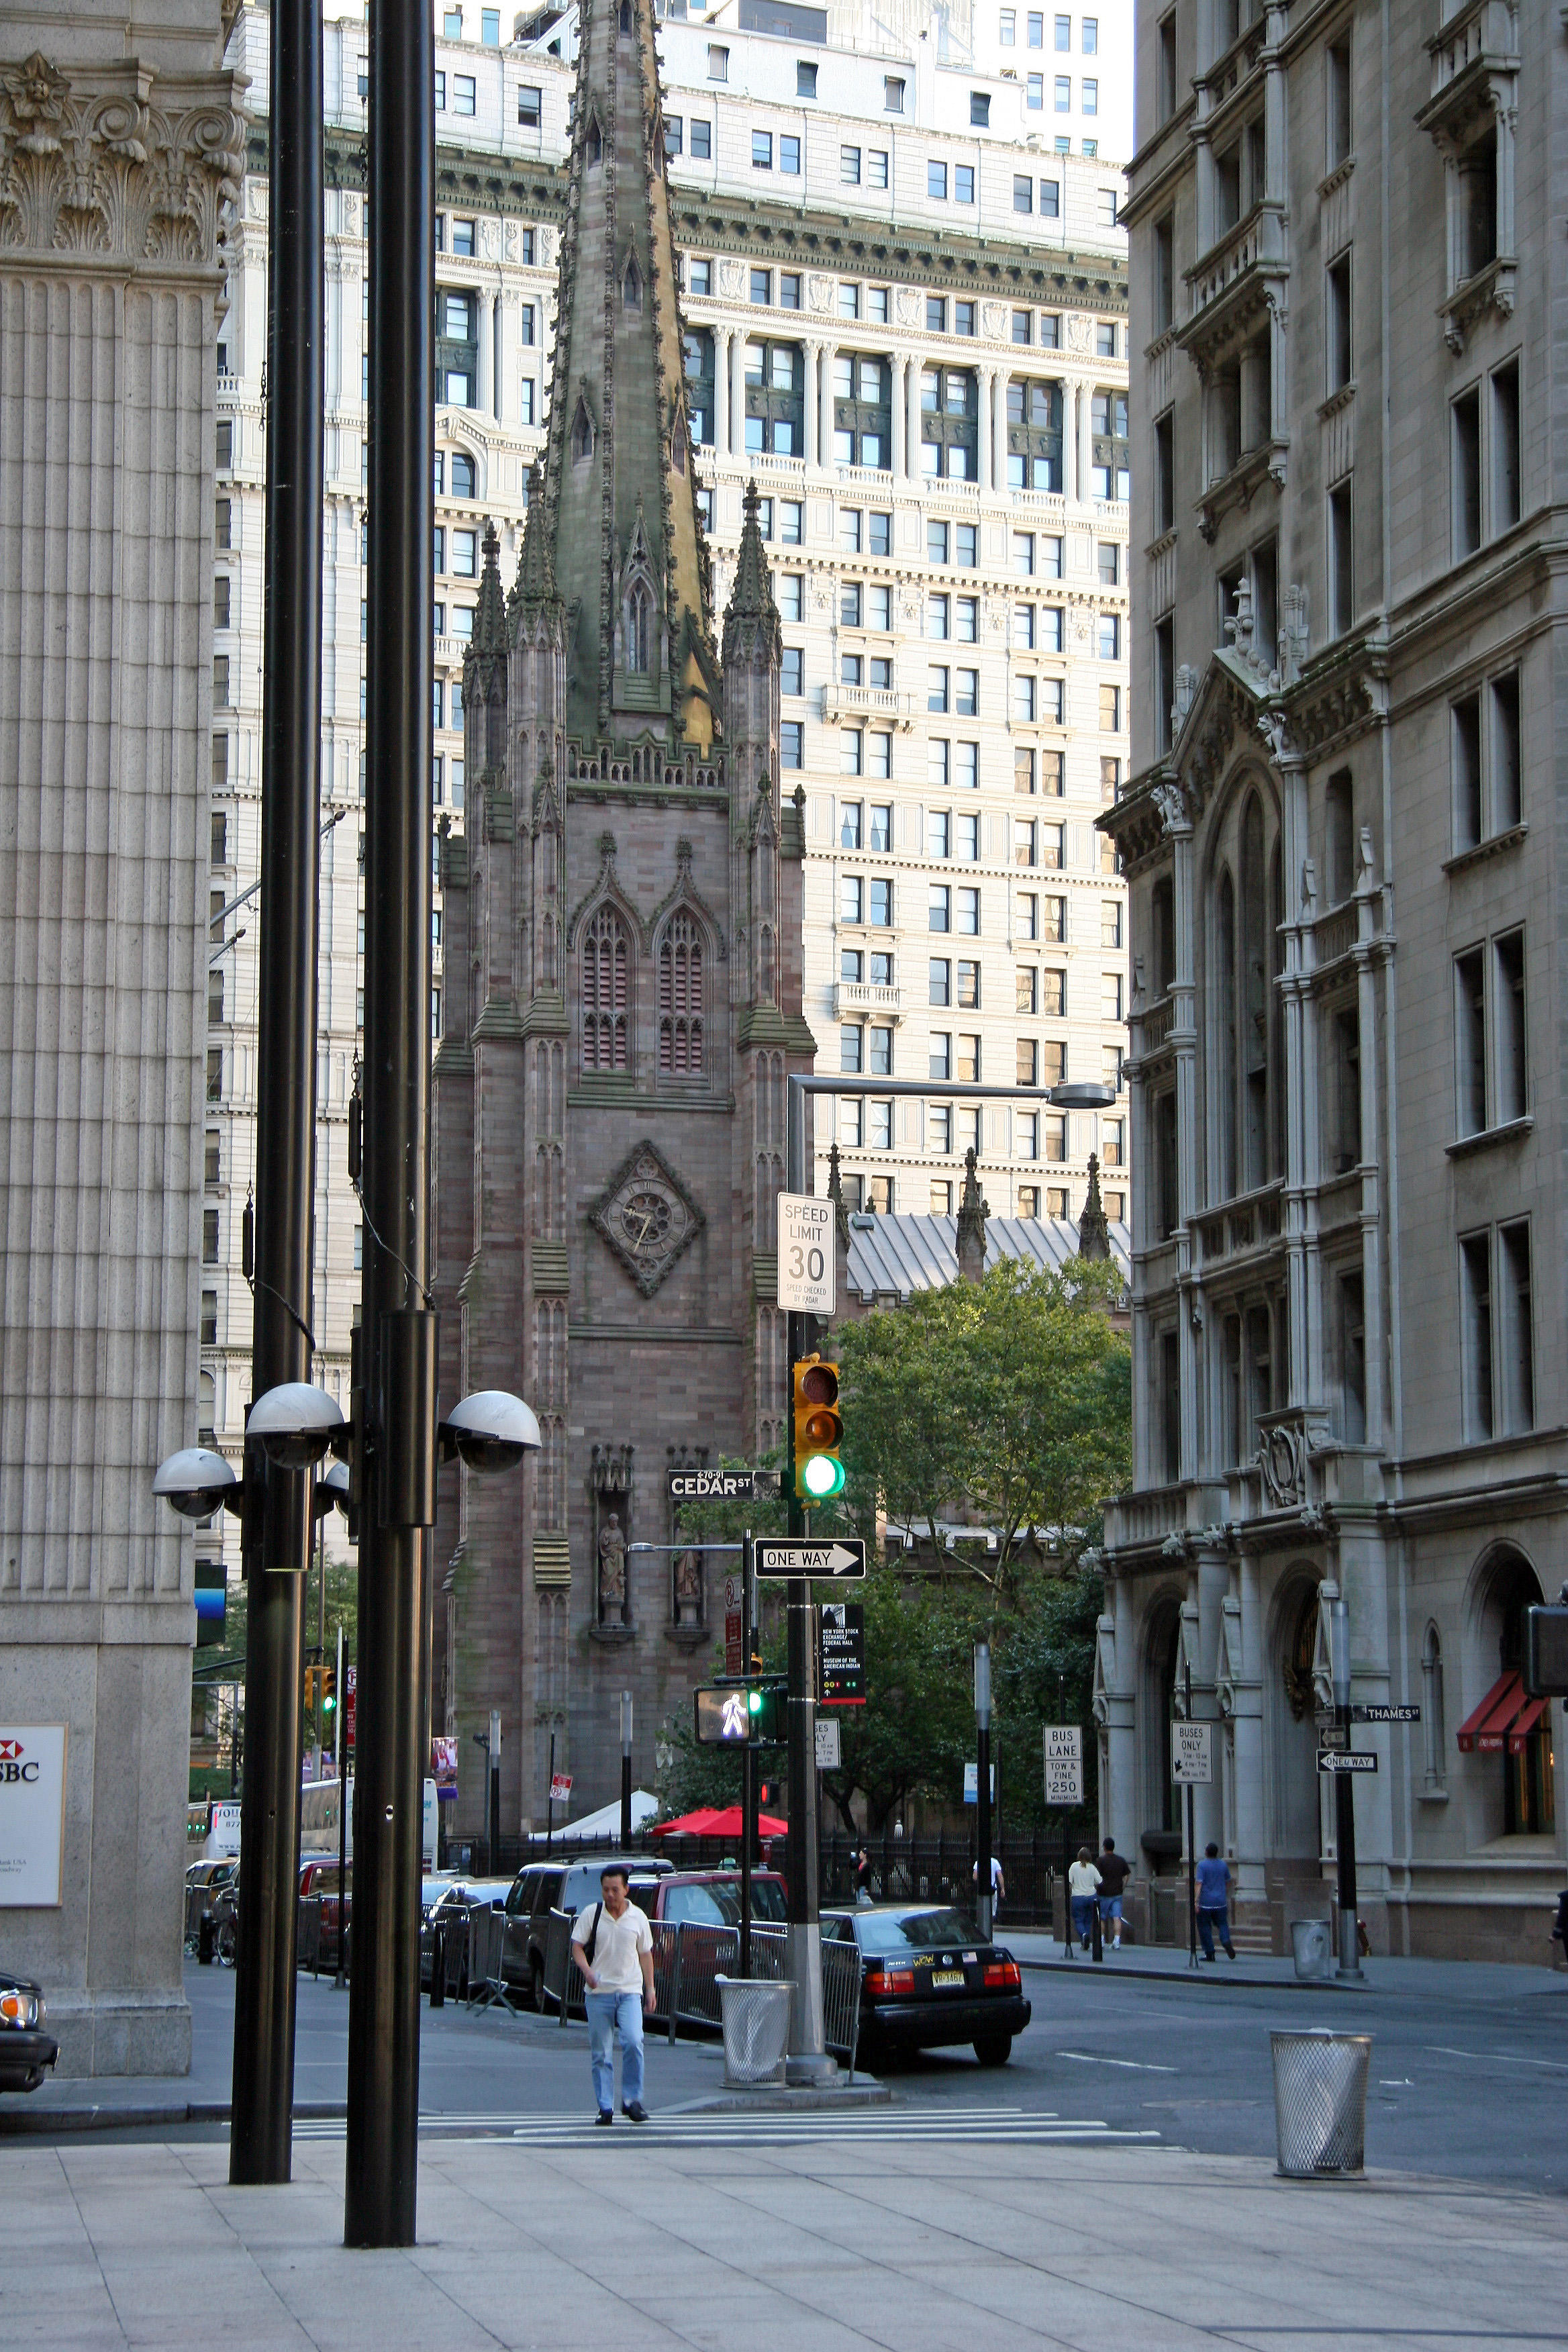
[777,1193,836,1314]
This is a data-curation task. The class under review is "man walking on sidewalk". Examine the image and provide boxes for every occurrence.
[572,1864,656,2122]
[1194,1842,1236,1962]
[1097,1836,1130,1951]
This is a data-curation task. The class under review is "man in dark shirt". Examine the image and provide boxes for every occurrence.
[1097,1836,1131,1951]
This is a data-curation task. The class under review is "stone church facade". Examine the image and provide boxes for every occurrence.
[432,0,812,1835]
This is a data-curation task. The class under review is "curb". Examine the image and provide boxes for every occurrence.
[669,2080,893,2113]
[1019,1956,1358,1990]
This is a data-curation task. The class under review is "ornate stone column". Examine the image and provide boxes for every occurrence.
[0,26,244,2075]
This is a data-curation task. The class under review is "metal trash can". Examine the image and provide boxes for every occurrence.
[716,1975,791,2087]
[1290,1918,1333,1981]
[1271,2028,1371,2177]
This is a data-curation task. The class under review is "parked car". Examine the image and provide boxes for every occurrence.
[298,1856,351,1971]
[630,1869,788,1927]
[822,1902,1032,2069]
[500,1854,673,2008]
[186,1858,237,1896]
[420,1875,512,1994]
[0,1969,58,2094]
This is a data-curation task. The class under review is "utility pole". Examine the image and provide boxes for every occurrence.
[344,0,436,2251]
[1328,1595,1363,1981]
[489,1709,502,1869]
[740,1530,756,1977]
[229,0,323,2191]
[620,1692,634,1847]
[974,1642,993,1940]
[334,1623,348,1991]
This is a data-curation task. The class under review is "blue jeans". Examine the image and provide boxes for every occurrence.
[1197,1905,1232,1961]
[587,1990,644,2112]
[1071,1896,1097,1947]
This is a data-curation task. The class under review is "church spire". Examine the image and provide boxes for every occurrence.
[542,0,714,750]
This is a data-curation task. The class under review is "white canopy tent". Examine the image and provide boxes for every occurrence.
[524,1789,660,1845]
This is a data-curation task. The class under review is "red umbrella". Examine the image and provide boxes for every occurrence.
[652,1805,788,1841]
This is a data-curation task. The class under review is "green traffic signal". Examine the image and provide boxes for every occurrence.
[747,1686,764,1717]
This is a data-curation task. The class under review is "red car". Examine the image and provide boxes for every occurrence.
[298,1855,350,1971]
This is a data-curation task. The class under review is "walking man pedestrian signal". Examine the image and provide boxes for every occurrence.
[793,1355,844,1502]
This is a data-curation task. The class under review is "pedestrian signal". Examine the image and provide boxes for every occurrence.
[792,1355,844,1503]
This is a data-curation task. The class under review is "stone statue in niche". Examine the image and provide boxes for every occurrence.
[597,1512,627,1616]
[674,1547,703,1625]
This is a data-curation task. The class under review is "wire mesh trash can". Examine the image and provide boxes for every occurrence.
[1290,1918,1333,1981]
[1271,2028,1371,2177]
[716,1976,791,2087]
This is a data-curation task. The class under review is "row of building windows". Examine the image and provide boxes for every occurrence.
[1000,10,1100,50]
[838,871,1116,930]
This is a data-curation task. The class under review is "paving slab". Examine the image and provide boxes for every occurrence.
[6,2129,1562,2352]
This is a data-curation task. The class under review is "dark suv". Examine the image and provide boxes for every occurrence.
[501,1854,672,2007]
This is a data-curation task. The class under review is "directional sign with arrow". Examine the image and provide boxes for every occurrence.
[754,1537,866,1581]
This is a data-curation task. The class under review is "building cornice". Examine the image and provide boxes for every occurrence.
[243,122,1128,315]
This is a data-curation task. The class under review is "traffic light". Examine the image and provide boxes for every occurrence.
[303,1665,320,1708]
[321,1665,336,1714]
[793,1354,844,1504]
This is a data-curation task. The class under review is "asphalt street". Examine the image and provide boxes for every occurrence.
[10,1951,1565,2190]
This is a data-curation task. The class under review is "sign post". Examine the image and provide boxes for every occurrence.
[1171,1675,1212,1971]
[1043,1724,1087,1959]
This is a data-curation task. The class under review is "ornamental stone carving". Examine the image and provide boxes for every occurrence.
[0,53,244,267]
[1064,310,1095,352]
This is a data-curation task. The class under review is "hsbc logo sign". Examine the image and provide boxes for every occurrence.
[0,1737,40,1782]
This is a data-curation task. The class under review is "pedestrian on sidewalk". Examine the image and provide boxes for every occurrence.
[1194,1843,1236,1962]
[854,1845,873,1906]
[973,1851,1005,1920]
[571,1863,656,2123]
[1096,1836,1130,1951]
[1067,1847,1101,1952]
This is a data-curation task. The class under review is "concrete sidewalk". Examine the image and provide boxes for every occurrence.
[6,2130,1565,2349]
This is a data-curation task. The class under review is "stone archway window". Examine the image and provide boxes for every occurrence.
[1421,1622,1446,1793]
[582,905,630,1073]
[658,913,703,1076]
[627,583,652,674]
[571,395,595,465]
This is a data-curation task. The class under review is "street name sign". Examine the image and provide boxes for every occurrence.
[667,1467,778,1502]
[1170,1721,1213,1785]
[1352,1703,1420,1723]
[777,1193,836,1314]
[819,1602,865,1705]
[1044,1757,1084,1807]
[1318,1750,1378,1774]
[755,1537,865,1581]
[814,1717,842,1769]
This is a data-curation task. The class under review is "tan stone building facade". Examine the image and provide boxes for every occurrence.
[0,5,241,2065]
[1100,0,1565,1959]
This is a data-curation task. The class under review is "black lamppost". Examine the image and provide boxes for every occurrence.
[620,1692,634,1846]
[974,1642,993,1939]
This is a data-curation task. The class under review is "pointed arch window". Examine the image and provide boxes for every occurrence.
[623,254,642,311]
[627,583,652,674]
[571,395,595,465]
[659,914,705,1076]
[1207,785,1283,1204]
[586,114,603,168]
[583,906,630,1073]
[620,0,632,31]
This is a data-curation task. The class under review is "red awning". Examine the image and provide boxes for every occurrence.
[1455,1670,1530,1754]
[652,1806,788,1841]
[1508,1694,1549,1755]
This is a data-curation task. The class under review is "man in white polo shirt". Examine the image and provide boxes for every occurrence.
[571,1863,656,2124]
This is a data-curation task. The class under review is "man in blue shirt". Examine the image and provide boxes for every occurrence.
[1194,1843,1236,1961]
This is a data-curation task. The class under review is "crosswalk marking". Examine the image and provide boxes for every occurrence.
[290,2105,1160,2150]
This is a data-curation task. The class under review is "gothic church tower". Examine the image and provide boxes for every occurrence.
[433,0,813,1835]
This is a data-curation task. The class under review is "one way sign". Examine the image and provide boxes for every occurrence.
[754,1538,866,1581]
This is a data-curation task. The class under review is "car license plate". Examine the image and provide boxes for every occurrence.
[931,1969,965,1988]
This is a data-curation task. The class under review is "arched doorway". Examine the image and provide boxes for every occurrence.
[1467,1550,1555,1837]
[1271,1579,1323,1859]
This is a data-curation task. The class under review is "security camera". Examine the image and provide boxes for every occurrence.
[153,1447,242,1522]
[438,1389,541,1474]
[247,1382,345,1471]
[313,1459,351,1520]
